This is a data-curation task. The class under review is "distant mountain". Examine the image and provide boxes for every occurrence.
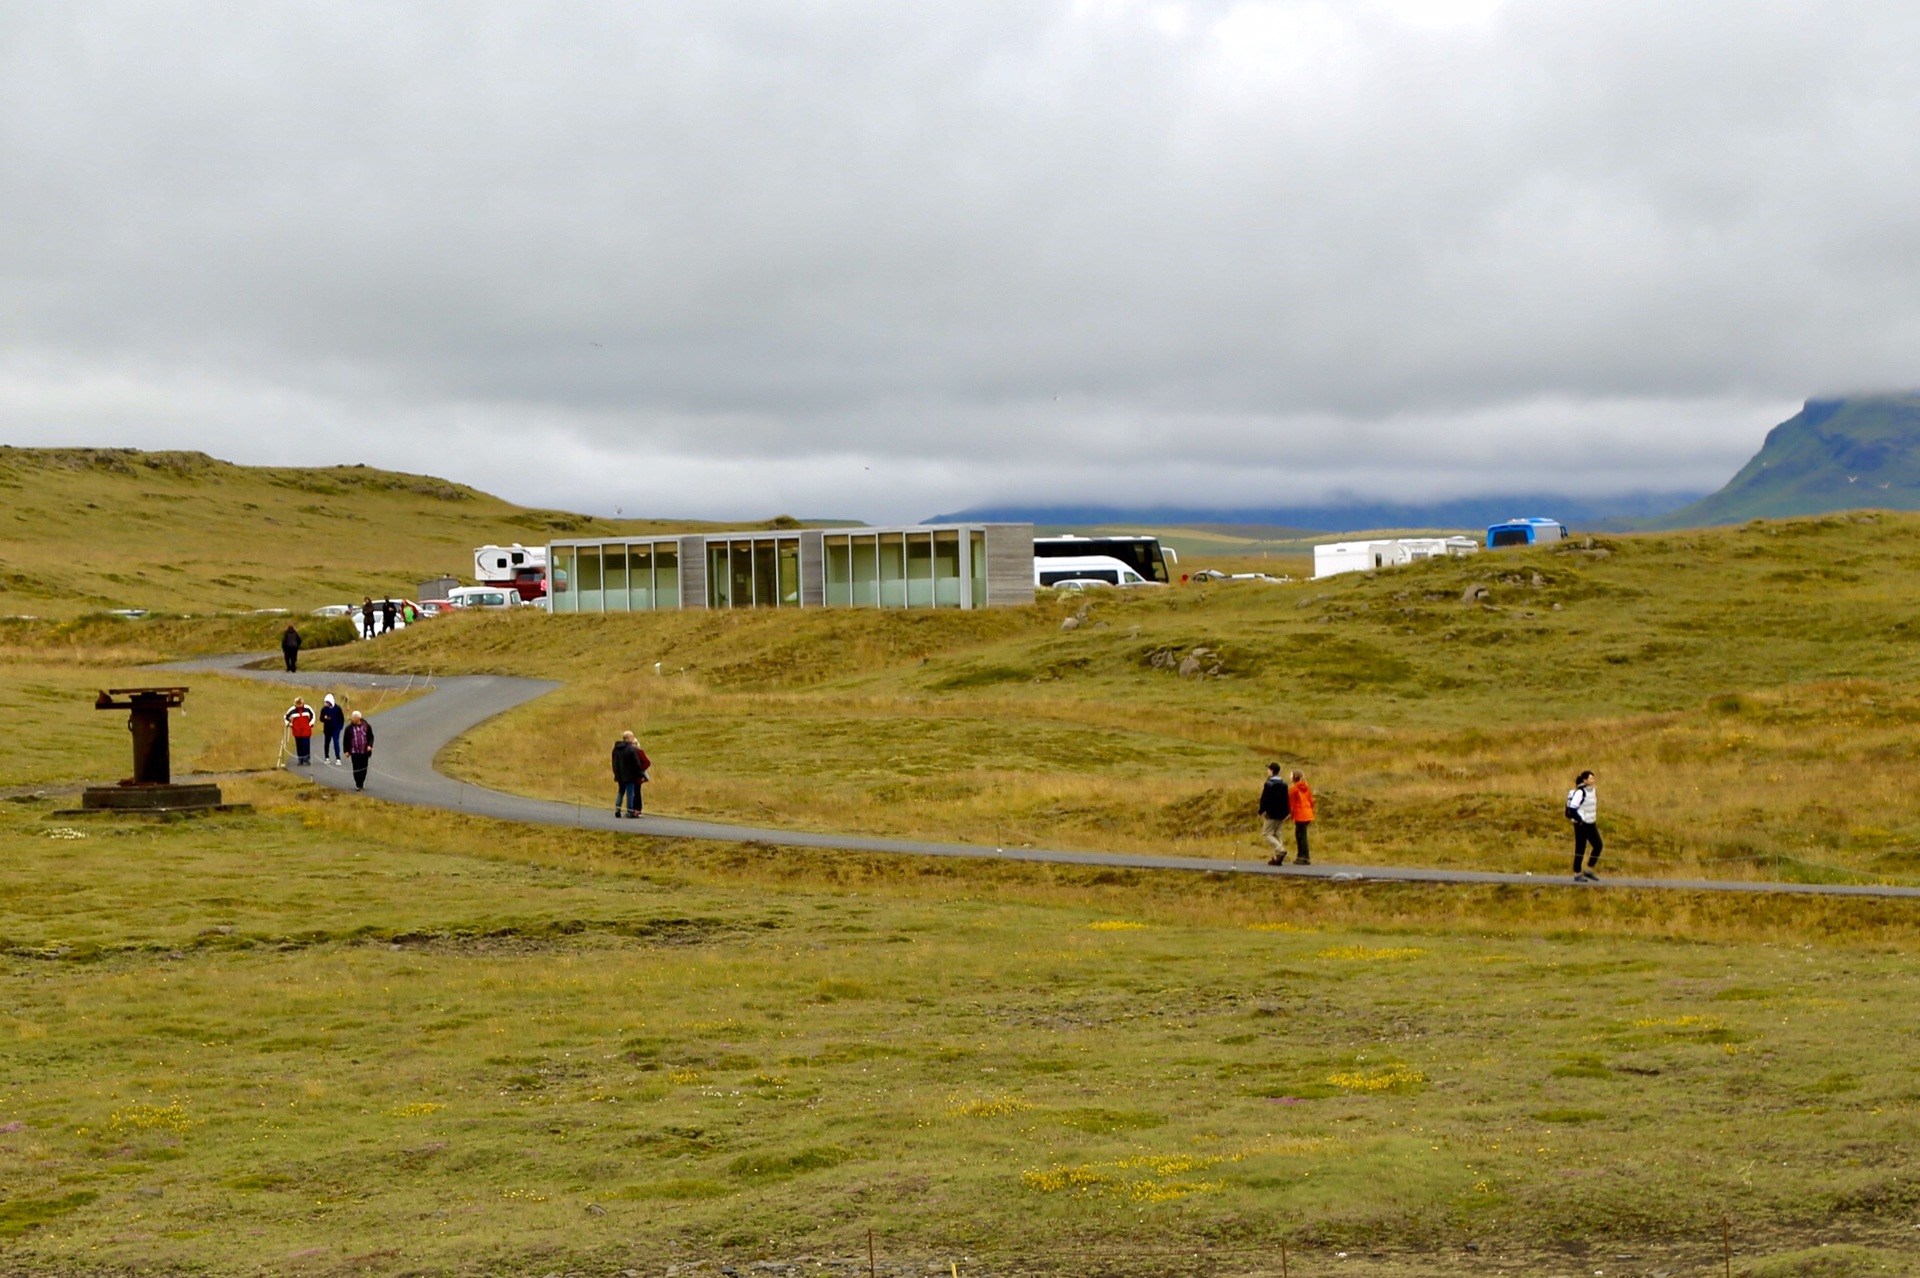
[930,491,1702,534]
[1647,395,1920,529]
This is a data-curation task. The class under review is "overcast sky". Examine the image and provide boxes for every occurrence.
[2,1,1914,521]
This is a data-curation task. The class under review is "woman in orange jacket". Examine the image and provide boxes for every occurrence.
[1288,771,1314,866]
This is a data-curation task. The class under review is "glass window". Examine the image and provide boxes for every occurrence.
[708,543,730,608]
[752,539,777,608]
[551,545,576,613]
[906,533,934,607]
[731,540,756,608]
[878,534,906,608]
[851,536,878,606]
[603,542,628,611]
[778,538,800,606]
[825,535,851,607]
[933,531,961,607]
[628,545,652,610]
[656,547,679,608]
[577,545,603,612]
[969,531,986,608]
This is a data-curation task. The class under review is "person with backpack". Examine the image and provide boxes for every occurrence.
[284,697,315,766]
[1287,770,1314,866]
[344,710,375,790]
[1567,770,1601,881]
[318,693,346,767]
[280,624,302,672]
[1258,763,1293,864]
[611,731,652,817]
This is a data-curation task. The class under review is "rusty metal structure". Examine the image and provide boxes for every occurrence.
[78,686,223,813]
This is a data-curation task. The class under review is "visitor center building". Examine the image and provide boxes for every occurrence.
[546,523,1034,612]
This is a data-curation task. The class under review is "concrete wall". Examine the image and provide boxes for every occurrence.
[983,523,1036,607]
[678,535,707,608]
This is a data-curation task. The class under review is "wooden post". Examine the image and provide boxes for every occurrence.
[867,1228,875,1278]
[1280,1240,1289,1278]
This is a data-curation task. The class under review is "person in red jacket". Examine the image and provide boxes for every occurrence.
[284,697,315,766]
[1288,770,1315,866]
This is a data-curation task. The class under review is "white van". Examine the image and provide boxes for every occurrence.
[1034,555,1160,588]
[445,586,520,610]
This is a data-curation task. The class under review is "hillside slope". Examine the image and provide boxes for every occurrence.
[0,447,792,618]
[1651,394,1920,527]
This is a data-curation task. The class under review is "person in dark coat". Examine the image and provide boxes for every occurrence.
[281,624,302,672]
[361,597,376,640]
[381,597,397,633]
[1258,762,1293,864]
[344,710,375,790]
[611,730,652,817]
[319,693,346,767]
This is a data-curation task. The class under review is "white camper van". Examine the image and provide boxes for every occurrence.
[1313,537,1478,579]
[473,544,549,602]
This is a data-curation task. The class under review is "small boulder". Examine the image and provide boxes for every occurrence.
[1461,583,1490,603]
[1059,616,1081,632]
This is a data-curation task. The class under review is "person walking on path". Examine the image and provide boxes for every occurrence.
[319,693,345,767]
[280,624,302,673]
[345,711,375,790]
[361,597,376,640]
[1568,770,1602,881]
[1258,763,1293,864]
[611,731,651,817]
[381,597,397,634]
[284,697,315,767]
[1287,770,1315,866]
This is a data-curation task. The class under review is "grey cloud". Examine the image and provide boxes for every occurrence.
[1,1,1915,519]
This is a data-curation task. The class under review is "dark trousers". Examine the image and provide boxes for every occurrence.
[294,735,311,764]
[362,616,375,638]
[1574,822,1602,873]
[351,754,370,789]
[1294,821,1311,863]
[323,727,342,761]
[283,650,298,672]
[616,780,640,815]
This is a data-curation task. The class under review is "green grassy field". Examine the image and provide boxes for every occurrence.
[11,463,1920,1272]
[297,510,1920,884]
[4,779,1920,1276]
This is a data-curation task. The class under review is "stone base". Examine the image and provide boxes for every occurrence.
[77,783,224,812]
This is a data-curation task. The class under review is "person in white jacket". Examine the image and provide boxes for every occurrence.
[1567,770,1601,881]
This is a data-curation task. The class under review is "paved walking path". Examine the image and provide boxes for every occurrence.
[160,654,1920,899]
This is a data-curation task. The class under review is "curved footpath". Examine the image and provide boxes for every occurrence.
[159,653,1920,900]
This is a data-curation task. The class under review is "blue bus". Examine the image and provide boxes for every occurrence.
[1485,517,1568,549]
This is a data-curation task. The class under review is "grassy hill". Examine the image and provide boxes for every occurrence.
[10,494,1920,1268]
[0,447,808,619]
[305,508,1920,884]
[1651,394,1920,527]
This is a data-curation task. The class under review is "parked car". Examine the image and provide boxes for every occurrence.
[416,599,456,618]
[445,586,519,610]
[311,603,355,618]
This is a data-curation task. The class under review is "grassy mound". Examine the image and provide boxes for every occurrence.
[0,446,800,618]
[314,511,1920,880]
